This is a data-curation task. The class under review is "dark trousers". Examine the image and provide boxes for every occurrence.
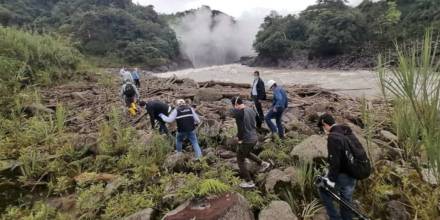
[156,118,169,135]
[134,79,140,88]
[252,96,264,129]
[237,142,262,182]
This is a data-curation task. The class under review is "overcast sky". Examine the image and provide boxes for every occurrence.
[136,0,366,17]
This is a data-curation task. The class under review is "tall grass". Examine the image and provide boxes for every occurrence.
[378,29,440,180]
[0,26,86,116]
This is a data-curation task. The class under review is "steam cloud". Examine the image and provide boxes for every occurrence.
[171,7,264,68]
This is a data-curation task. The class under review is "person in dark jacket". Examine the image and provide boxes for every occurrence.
[265,80,288,139]
[318,113,356,220]
[250,71,266,129]
[230,97,270,188]
[159,99,202,159]
[139,100,171,134]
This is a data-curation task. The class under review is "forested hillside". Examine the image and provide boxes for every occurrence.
[0,0,180,68]
[253,0,440,67]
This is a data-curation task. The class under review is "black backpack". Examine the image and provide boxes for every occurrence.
[332,132,372,180]
[124,83,136,97]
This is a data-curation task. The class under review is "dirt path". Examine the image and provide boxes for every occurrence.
[157,64,380,98]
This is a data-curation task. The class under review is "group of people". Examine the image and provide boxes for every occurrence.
[118,68,367,220]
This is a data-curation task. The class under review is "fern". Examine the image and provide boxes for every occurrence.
[197,179,231,197]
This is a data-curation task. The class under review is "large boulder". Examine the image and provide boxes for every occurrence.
[264,167,298,193]
[124,208,154,220]
[195,88,223,102]
[163,193,254,220]
[259,200,298,220]
[283,112,314,135]
[290,135,327,162]
[163,153,192,172]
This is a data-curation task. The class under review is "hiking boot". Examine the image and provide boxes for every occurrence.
[259,161,270,173]
[239,181,256,189]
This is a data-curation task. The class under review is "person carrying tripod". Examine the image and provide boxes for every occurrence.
[317,113,371,220]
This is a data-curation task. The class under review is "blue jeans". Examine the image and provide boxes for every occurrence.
[176,131,202,159]
[265,107,285,138]
[319,173,356,220]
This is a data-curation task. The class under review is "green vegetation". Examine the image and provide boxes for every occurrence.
[254,0,440,61]
[379,30,440,181]
[0,0,180,68]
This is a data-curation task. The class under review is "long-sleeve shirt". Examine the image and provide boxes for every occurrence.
[160,108,200,124]
[272,86,288,109]
[144,101,170,128]
[120,83,139,100]
[230,107,258,143]
[131,71,140,80]
[120,70,133,82]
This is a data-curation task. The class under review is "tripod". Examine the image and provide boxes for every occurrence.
[315,176,370,220]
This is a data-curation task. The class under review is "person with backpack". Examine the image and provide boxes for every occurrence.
[317,113,371,220]
[230,97,271,188]
[265,80,288,139]
[131,68,141,88]
[250,71,266,130]
[120,80,139,107]
[120,67,133,83]
[139,100,171,135]
[159,99,202,159]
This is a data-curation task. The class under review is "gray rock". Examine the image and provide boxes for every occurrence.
[259,200,298,220]
[386,200,410,220]
[163,153,192,172]
[290,135,328,162]
[421,168,438,185]
[124,208,154,220]
[163,193,254,220]
[195,88,223,102]
[264,168,297,193]
[380,130,398,142]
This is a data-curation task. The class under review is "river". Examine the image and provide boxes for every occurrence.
[157,64,381,98]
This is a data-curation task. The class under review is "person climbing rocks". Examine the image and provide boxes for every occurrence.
[265,79,288,139]
[131,68,141,88]
[230,97,270,189]
[139,100,171,135]
[250,70,266,130]
[120,67,133,83]
[317,113,366,220]
[120,79,139,108]
[159,99,203,159]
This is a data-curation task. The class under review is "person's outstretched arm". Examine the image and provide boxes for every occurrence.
[160,109,177,123]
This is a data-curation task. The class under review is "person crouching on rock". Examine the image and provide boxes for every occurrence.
[139,100,171,135]
[120,79,139,108]
[230,97,270,188]
[159,99,202,160]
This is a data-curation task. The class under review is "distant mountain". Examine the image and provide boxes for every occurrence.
[0,0,181,68]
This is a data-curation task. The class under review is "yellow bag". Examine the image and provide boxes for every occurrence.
[128,102,138,117]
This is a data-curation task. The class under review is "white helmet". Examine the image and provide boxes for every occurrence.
[267,80,276,89]
[176,99,186,106]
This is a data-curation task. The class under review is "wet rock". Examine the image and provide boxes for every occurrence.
[163,193,254,220]
[163,152,192,172]
[386,200,410,220]
[259,200,298,220]
[380,130,398,142]
[290,135,327,162]
[124,208,154,220]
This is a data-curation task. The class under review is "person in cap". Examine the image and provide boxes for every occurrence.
[159,99,203,159]
[250,70,266,130]
[139,100,171,135]
[265,80,288,139]
[230,96,271,188]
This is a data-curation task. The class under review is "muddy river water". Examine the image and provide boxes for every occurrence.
[157,64,381,98]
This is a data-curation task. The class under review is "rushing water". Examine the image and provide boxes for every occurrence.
[157,64,380,98]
